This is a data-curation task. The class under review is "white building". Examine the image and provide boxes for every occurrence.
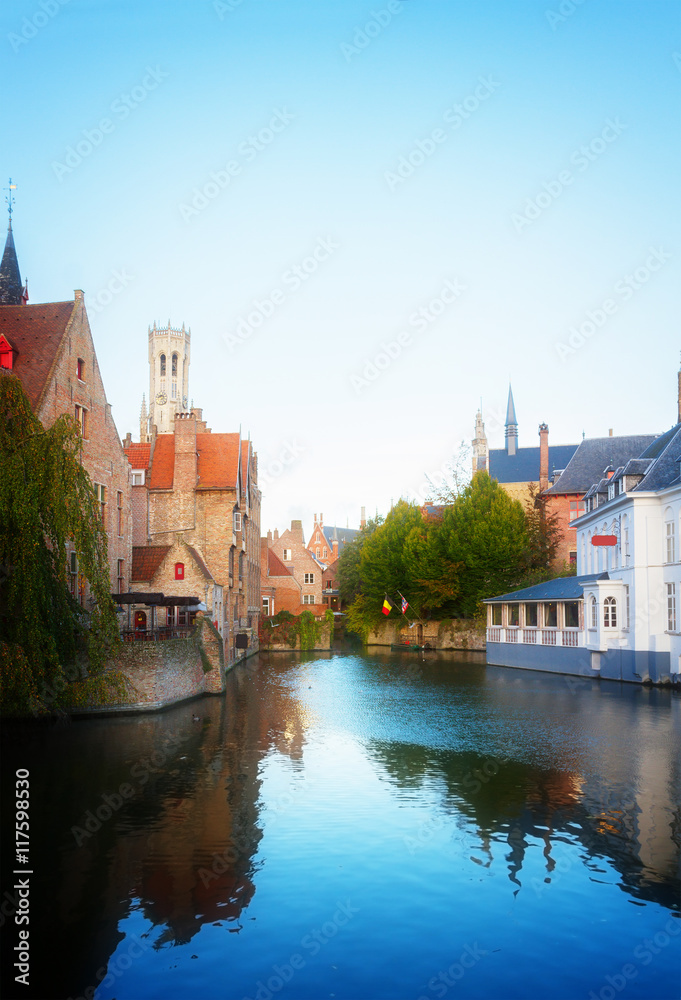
[485,422,681,686]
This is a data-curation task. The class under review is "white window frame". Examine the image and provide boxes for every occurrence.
[234,512,242,532]
[283,549,291,561]
[304,572,315,584]
[262,596,270,616]
[623,585,630,629]
[590,596,597,629]
[302,594,315,605]
[132,470,145,486]
[665,521,675,564]
[667,583,677,632]
[603,596,617,629]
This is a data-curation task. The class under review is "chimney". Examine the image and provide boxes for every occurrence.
[538,423,549,489]
[267,529,273,545]
[608,428,613,437]
[273,528,279,542]
[360,506,366,529]
[173,411,197,489]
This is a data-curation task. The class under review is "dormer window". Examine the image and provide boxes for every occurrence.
[0,335,15,370]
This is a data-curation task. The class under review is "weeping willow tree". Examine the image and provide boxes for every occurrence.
[0,370,123,716]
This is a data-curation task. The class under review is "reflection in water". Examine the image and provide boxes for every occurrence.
[1,649,679,1000]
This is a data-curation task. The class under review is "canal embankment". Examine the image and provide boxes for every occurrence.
[367,619,485,650]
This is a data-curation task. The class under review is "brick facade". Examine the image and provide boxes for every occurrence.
[1,292,132,600]
[263,521,327,615]
[125,411,261,665]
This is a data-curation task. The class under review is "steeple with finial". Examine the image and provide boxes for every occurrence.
[0,179,27,306]
[505,384,518,456]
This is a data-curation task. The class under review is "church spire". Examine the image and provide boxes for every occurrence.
[505,384,518,456]
[0,180,27,306]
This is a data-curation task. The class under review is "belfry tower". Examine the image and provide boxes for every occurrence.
[145,321,191,436]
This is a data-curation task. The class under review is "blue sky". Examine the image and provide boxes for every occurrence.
[2,0,679,535]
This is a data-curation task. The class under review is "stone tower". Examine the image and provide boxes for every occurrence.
[472,410,488,473]
[146,321,191,435]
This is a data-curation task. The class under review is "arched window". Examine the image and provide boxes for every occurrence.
[604,596,617,628]
[172,353,178,376]
[590,596,597,628]
[160,354,166,377]
[175,562,184,580]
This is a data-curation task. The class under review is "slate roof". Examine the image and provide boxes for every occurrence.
[545,435,657,495]
[0,225,23,305]
[268,549,293,577]
[131,546,171,581]
[634,425,681,492]
[322,526,360,549]
[147,432,241,490]
[486,573,609,603]
[489,444,578,485]
[124,442,151,470]
[0,301,74,410]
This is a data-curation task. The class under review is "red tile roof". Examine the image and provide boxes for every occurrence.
[0,302,75,411]
[147,431,241,490]
[125,442,151,470]
[132,546,171,582]
[147,435,175,488]
[197,433,240,489]
[268,550,292,577]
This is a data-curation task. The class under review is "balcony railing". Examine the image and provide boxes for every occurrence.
[122,626,195,642]
[487,627,582,647]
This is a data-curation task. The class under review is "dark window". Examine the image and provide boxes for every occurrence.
[525,604,538,627]
[172,353,178,376]
[544,602,558,628]
[160,354,166,377]
[564,601,579,628]
[76,357,85,381]
[508,603,519,626]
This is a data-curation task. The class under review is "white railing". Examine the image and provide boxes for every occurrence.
[487,627,583,647]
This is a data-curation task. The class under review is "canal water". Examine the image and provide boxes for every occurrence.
[2,649,680,1000]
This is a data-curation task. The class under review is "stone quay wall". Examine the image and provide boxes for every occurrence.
[367,619,485,651]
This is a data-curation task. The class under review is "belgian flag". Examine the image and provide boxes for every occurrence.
[382,597,394,615]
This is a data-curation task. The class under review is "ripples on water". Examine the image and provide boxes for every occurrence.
[1,650,679,1000]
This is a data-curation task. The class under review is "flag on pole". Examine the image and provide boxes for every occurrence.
[382,597,393,616]
[401,596,409,614]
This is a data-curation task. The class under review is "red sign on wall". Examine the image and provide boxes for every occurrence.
[591,535,617,546]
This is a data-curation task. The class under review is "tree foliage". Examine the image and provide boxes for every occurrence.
[344,472,563,634]
[336,514,383,604]
[0,371,121,716]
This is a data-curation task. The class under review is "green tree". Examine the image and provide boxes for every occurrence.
[336,514,383,605]
[438,472,529,617]
[0,371,121,716]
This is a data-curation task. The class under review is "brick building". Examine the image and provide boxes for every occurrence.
[262,521,326,615]
[124,342,261,663]
[0,219,131,602]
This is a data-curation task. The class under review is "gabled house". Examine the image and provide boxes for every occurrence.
[0,218,131,601]
[264,520,326,614]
